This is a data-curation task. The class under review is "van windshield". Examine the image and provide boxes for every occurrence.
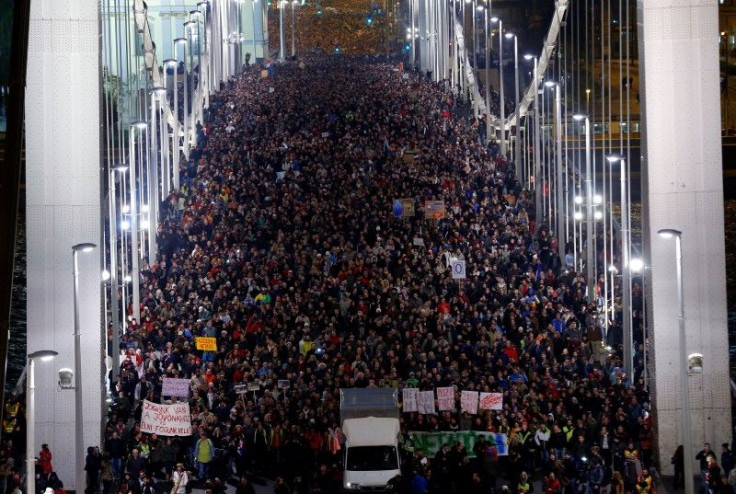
[346,446,399,471]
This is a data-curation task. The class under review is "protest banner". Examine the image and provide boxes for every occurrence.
[402,388,418,413]
[436,387,454,411]
[140,400,192,436]
[479,392,503,410]
[418,390,436,414]
[195,337,217,352]
[461,390,479,414]
[392,198,415,218]
[408,431,508,458]
[161,377,190,398]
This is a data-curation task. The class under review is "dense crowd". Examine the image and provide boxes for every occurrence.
[2,53,730,494]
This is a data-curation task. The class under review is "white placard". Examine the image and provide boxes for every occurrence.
[418,390,436,415]
[461,390,479,414]
[479,392,503,410]
[403,388,418,413]
[436,387,455,411]
[451,260,466,279]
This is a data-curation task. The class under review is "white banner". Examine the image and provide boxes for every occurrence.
[436,387,455,411]
[140,400,192,436]
[479,392,503,410]
[418,390,436,415]
[461,390,479,414]
[403,388,418,413]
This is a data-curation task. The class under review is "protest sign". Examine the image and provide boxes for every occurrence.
[461,390,479,414]
[195,337,217,351]
[436,387,454,411]
[479,392,503,410]
[424,199,445,219]
[418,390,436,414]
[161,378,190,398]
[402,388,418,413]
[451,259,466,279]
[140,400,192,436]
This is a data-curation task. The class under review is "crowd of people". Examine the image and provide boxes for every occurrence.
[109,52,661,494]
[2,50,730,494]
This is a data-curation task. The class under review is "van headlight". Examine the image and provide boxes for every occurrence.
[345,482,361,490]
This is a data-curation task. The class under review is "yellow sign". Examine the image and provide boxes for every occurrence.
[196,337,217,352]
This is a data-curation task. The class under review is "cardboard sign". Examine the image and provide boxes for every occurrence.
[392,198,415,218]
[461,390,479,414]
[140,400,192,436]
[161,378,190,398]
[451,260,466,279]
[234,384,249,394]
[418,390,436,414]
[196,337,217,352]
[479,392,503,410]
[436,387,454,411]
[247,382,260,392]
[403,388,418,413]
[277,380,290,389]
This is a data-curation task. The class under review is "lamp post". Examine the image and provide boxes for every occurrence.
[252,0,259,61]
[491,17,504,157]
[546,81,563,260]
[291,0,298,57]
[658,228,693,494]
[108,163,127,385]
[574,114,595,301]
[505,32,519,173]
[26,350,58,494]
[608,155,632,381]
[72,242,96,494]
[174,38,188,161]
[163,59,179,191]
[484,2,490,143]
[278,0,286,61]
[525,54,540,225]
[129,121,146,323]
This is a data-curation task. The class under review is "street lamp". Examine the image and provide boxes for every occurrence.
[546,81,563,261]
[491,17,505,157]
[657,228,694,494]
[291,0,298,57]
[108,163,127,384]
[608,155,632,381]
[26,350,58,494]
[72,242,96,494]
[505,32,520,175]
[173,38,188,160]
[573,114,595,301]
[278,0,286,61]
[163,59,179,190]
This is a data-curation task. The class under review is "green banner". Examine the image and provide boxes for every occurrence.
[408,431,508,458]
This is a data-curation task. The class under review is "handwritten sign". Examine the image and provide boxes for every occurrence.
[479,392,503,410]
[196,337,217,352]
[418,390,436,415]
[451,260,466,279]
[403,388,418,413]
[161,378,190,398]
[140,400,192,436]
[277,380,290,389]
[436,387,454,411]
[461,391,479,414]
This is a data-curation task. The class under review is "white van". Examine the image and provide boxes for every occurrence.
[342,416,401,491]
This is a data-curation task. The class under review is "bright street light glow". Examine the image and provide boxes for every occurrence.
[102,270,111,281]
[594,211,603,220]
[572,114,586,120]
[593,194,603,205]
[121,220,131,230]
[658,228,681,239]
[121,204,130,214]
[574,211,583,220]
[630,258,645,273]
[574,195,583,205]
